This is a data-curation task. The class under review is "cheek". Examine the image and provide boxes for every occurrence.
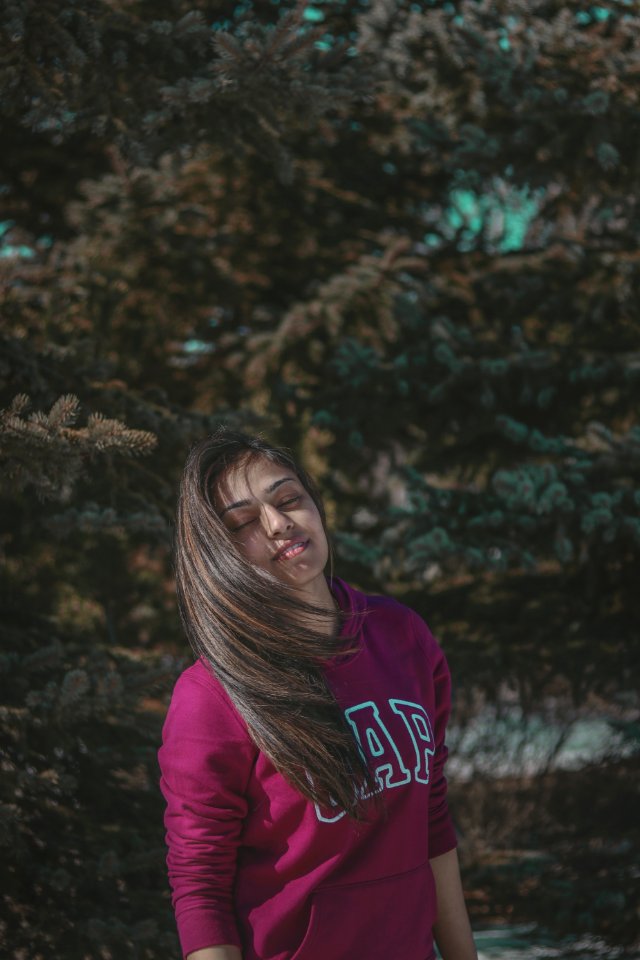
[232,529,264,561]
[311,518,329,553]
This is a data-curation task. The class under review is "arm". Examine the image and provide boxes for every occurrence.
[431,847,478,960]
[412,613,477,958]
[158,666,257,959]
[187,948,242,960]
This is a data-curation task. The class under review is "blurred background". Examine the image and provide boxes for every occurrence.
[1,1,638,957]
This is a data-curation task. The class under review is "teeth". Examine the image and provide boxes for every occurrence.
[280,541,304,558]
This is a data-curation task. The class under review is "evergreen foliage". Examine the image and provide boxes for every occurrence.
[1,0,638,954]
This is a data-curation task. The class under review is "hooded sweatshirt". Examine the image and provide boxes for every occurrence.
[158,577,458,960]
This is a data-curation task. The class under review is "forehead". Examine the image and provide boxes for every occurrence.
[213,455,296,508]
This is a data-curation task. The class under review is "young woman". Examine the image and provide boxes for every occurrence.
[158,428,478,960]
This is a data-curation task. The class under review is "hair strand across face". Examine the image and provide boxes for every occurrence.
[173,426,379,820]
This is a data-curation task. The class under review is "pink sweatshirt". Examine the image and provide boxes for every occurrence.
[158,577,457,960]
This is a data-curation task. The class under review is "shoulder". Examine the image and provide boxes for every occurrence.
[362,590,446,663]
[171,655,220,695]
[158,658,258,798]
[163,657,251,744]
[362,589,429,632]
[364,592,415,630]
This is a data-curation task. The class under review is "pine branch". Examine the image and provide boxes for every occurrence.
[0,394,157,501]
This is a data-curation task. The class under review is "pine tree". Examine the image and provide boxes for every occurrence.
[235,0,640,707]
[1,2,380,955]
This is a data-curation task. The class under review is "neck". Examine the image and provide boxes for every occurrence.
[296,573,340,636]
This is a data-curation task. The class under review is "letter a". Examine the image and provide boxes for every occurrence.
[345,701,411,792]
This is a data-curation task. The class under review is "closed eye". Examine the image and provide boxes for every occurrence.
[280,495,301,507]
[230,495,301,531]
[231,517,257,531]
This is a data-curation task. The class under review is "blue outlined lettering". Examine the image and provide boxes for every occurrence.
[389,699,435,784]
[314,799,347,824]
[345,701,411,791]
[312,697,436,823]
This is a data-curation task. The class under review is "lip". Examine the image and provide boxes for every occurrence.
[273,539,310,561]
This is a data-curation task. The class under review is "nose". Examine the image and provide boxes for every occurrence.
[260,502,294,537]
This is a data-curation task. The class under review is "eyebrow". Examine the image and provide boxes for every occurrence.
[218,477,297,518]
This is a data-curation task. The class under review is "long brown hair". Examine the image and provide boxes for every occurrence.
[173,427,378,820]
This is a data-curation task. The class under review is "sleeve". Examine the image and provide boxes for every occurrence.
[157,663,258,958]
[409,611,459,860]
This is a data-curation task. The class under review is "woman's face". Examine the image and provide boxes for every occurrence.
[214,456,330,594]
